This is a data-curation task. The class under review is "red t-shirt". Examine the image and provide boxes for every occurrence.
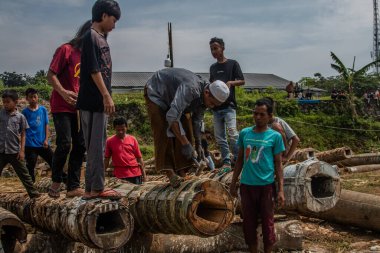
[105,134,142,179]
[49,44,81,113]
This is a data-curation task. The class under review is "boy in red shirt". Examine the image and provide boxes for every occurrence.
[104,117,146,184]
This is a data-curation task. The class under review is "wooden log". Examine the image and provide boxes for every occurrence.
[304,189,380,232]
[315,147,353,163]
[292,148,316,162]
[283,158,341,213]
[345,164,380,173]
[110,178,235,237]
[0,193,134,250]
[0,207,27,253]
[148,220,303,253]
[334,153,380,167]
[34,177,235,237]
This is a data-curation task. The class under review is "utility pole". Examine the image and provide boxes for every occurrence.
[372,0,380,73]
[164,22,174,67]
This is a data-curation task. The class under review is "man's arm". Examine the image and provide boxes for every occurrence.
[226,79,245,88]
[104,157,111,171]
[47,70,78,106]
[19,129,26,161]
[230,148,244,197]
[274,153,285,207]
[284,135,300,162]
[170,122,190,145]
[91,72,115,114]
[44,124,50,148]
[137,157,146,182]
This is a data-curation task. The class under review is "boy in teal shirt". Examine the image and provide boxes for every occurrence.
[230,98,285,253]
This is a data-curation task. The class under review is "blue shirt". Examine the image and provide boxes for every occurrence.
[238,126,285,186]
[22,106,49,148]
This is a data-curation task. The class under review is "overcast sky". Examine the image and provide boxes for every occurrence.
[0,0,375,81]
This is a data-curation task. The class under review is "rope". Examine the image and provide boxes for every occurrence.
[285,118,380,132]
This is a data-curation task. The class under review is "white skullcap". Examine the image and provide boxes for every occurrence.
[209,80,230,103]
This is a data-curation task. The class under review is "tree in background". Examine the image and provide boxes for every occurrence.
[0,70,48,87]
[330,52,379,117]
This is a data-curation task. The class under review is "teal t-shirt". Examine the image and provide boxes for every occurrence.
[238,126,285,186]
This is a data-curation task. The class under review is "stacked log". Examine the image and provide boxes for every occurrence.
[0,193,134,250]
[292,148,316,162]
[304,190,380,232]
[315,147,353,163]
[0,207,27,253]
[283,158,341,213]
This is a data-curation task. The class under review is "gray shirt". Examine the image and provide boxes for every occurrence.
[146,68,209,143]
[270,117,296,142]
[0,109,29,154]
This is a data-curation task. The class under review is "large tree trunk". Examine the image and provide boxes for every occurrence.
[304,189,380,232]
[315,147,353,163]
[0,207,27,253]
[0,193,134,250]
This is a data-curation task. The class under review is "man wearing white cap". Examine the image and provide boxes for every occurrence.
[145,68,229,187]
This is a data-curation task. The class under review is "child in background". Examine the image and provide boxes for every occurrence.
[104,117,146,184]
[22,88,54,182]
[0,90,40,198]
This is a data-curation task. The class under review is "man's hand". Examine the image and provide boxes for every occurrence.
[43,140,49,149]
[103,94,115,114]
[277,190,285,208]
[62,90,78,106]
[181,143,193,160]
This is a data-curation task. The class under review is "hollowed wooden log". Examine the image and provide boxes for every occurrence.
[334,153,380,167]
[345,164,380,173]
[315,147,353,163]
[0,193,134,250]
[292,148,316,162]
[0,207,27,253]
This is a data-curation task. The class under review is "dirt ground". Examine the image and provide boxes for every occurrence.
[1,169,380,253]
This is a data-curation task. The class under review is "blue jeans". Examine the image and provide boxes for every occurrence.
[213,107,239,165]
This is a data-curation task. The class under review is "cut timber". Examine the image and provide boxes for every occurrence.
[334,153,380,167]
[345,164,380,173]
[292,148,316,162]
[148,220,303,253]
[283,158,341,213]
[305,189,380,232]
[110,178,235,236]
[34,177,235,236]
[0,207,27,253]
[0,193,134,250]
[315,147,353,163]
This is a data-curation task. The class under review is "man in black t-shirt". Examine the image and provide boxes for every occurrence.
[209,37,245,171]
[77,0,121,200]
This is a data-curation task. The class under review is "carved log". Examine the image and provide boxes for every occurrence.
[34,177,235,236]
[334,153,380,167]
[0,207,27,253]
[0,193,134,250]
[315,147,353,163]
[283,158,341,213]
[345,164,380,173]
[110,178,235,237]
[305,189,380,231]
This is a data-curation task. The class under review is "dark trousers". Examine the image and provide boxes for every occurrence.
[121,176,142,185]
[25,146,53,182]
[52,112,86,191]
[0,153,39,197]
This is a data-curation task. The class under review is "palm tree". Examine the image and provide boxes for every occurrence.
[330,52,379,117]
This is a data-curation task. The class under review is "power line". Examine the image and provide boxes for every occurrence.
[286,118,380,132]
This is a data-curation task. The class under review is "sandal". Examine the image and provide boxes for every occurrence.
[48,182,61,198]
[82,188,121,200]
[169,174,184,188]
